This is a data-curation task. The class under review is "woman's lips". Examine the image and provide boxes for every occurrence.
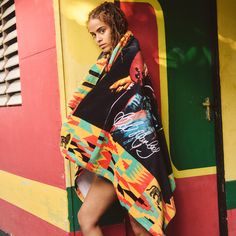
[99,44,106,49]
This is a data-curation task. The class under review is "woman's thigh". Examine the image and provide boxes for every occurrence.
[78,176,117,222]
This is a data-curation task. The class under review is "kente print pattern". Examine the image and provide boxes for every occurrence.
[61,114,175,235]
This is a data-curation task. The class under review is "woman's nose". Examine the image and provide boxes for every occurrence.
[95,34,102,43]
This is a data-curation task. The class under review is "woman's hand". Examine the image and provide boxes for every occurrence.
[109,76,133,93]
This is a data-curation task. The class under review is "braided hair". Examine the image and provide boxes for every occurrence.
[87,2,128,48]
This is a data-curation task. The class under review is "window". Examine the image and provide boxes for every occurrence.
[0,0,21,106]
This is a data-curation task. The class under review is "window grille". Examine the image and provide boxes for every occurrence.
[0,0,21,106]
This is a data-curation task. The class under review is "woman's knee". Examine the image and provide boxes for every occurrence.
[77,207,98,232]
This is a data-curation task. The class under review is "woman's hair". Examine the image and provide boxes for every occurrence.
[88,2,128,47]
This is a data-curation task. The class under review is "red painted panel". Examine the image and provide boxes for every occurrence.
[101,224,126,236]
[166,175,219,236]
[120,2,161,111]
[228,209,236,236]
[15,0,56,59]
[0,48,65,188]
[0,199,68,236]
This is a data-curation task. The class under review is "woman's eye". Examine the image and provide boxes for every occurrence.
[99,28,105,34]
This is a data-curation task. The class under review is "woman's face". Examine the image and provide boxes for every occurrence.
[88,18,113,53]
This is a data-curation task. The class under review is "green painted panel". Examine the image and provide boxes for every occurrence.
[225,180,236,210]
[67,187,125,232]
[159,0,217,170]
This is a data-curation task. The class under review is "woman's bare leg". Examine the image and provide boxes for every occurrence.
[78,175,152,236]
[128,214,152,236]
[77,176,117,236]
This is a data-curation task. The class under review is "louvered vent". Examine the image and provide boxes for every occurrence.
[0,0,21,106]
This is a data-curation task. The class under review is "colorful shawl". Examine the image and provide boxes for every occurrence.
[60,31,176,235]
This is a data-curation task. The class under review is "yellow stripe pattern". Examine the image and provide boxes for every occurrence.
[0,170,70,232]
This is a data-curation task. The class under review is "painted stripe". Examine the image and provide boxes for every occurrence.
[0,170,70,232]
[0,198,68,236]
[172,165,216,178]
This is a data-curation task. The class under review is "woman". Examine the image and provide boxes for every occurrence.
[60,2,176,236]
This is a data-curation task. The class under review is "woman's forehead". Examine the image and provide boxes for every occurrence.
[88,18,109,32]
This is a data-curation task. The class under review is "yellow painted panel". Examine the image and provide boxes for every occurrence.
[0,170,70,232]
[217,0,236,181]
[59,0,113,109]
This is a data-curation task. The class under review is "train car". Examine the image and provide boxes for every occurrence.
[0,0,235,235]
